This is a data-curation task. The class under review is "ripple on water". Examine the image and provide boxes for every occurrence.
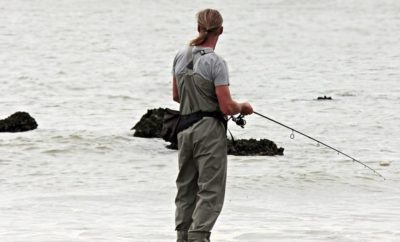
[95,145,112,151]
[41,149,69,155]
[336,91,357,97]
[104,94,138,101]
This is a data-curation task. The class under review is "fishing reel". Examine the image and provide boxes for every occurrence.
[231,114,246,128]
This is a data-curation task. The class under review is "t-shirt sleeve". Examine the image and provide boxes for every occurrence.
[213,58,230,86]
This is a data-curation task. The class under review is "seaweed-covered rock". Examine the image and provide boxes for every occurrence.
[131,108,165,138]
[167,138,284,156]
[0,112,38,132]
[131,108,284,156]
[132,108,284,156]
[228,138,284,156]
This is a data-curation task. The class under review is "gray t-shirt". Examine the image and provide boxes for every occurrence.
[172,46,229,86]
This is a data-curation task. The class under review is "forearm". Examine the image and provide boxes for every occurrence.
[172,76,179,103]
[220,100,244,115]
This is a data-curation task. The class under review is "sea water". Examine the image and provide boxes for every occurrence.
[1,0,399,241]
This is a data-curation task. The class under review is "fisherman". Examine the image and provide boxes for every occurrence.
[171,9,253,242]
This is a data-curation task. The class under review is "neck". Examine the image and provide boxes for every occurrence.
[198,35,219,50]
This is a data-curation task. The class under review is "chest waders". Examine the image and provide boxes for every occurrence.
[175,48,227,242]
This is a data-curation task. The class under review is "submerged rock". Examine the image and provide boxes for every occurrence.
[317,95,332,100]
[0,112,38,132]
[132,108,284,156]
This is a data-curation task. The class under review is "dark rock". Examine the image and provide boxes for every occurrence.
[132,108,284,156]
[317,95,332,100]
[166,138,284,156]
[0,112,38,132]
[131,108,165,138]
[228,138,284,156]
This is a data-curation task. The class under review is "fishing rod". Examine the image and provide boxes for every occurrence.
[231,111,385,180]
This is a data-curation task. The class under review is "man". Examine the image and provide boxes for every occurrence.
[172,9,253,242]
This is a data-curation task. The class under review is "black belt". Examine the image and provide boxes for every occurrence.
[177,111,227,134]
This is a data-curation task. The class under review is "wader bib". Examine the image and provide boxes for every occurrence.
[175,47,227,241]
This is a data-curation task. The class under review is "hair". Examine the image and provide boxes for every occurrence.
[189,9,223,46]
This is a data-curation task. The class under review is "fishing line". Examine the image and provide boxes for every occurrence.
[231,111,385,180]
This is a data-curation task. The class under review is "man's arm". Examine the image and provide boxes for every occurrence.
[215,85,253,116]
[172,76,179,103]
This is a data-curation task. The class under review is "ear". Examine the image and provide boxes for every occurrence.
[197,25,201,33]
[219,26,224,35]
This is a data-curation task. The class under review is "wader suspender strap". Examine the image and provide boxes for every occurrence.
[186,48,213,70]
[186,46,194,70]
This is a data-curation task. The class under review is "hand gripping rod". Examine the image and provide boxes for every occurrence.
[253,111,385,180]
